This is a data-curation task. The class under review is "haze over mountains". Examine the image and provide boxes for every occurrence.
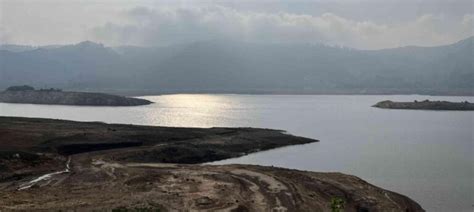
[0,37,472,95]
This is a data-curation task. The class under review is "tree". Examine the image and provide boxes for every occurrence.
[6,85,35,91]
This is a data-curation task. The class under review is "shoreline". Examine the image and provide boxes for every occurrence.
[0,116,424,211]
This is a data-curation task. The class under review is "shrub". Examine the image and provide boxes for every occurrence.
[330,197,345,212]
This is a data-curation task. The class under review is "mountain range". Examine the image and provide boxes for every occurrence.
[0,37,472,95]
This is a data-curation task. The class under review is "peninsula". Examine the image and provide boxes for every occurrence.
[373,100,474,111]
[0,116,424,211]
[0,85,152,106]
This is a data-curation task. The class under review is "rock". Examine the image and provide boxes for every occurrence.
[195,197,214,206]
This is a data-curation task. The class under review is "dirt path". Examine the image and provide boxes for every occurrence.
[17,157,71,191]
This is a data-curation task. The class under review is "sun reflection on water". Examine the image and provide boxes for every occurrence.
[140,94,252,128]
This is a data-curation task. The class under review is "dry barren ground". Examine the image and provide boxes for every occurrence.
[0,116,424,211]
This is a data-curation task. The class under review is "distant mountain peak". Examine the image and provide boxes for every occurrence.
[75,41,105,48]
[69,41,117,55]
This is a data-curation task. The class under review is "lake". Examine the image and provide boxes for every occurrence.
[0,94,472,211]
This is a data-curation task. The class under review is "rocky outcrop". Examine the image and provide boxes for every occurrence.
[0,90,152,106]
[373,100,474,111]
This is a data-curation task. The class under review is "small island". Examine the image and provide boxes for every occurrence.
[373,100,474,111]
[0,85,152,106]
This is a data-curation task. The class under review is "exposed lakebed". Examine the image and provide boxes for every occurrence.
[0,116,423,211]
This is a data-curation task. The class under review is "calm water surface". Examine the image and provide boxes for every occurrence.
[0,94,472,212]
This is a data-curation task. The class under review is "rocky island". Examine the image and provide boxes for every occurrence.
[373,100,474,111]
[0,116,424,211]
[0,85,152,106]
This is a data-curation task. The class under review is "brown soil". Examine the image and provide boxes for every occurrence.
[0,116,424,211]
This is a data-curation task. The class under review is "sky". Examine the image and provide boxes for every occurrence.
[0,0,473,49]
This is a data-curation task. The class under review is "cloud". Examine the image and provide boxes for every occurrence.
[1,0,471,48]
[89,6,473,49]
[462,14,474,28]
[0,27,11,44]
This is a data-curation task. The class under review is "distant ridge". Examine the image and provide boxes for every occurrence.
[0,37,472,95]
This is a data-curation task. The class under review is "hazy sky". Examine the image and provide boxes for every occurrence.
[0,0,473,49]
